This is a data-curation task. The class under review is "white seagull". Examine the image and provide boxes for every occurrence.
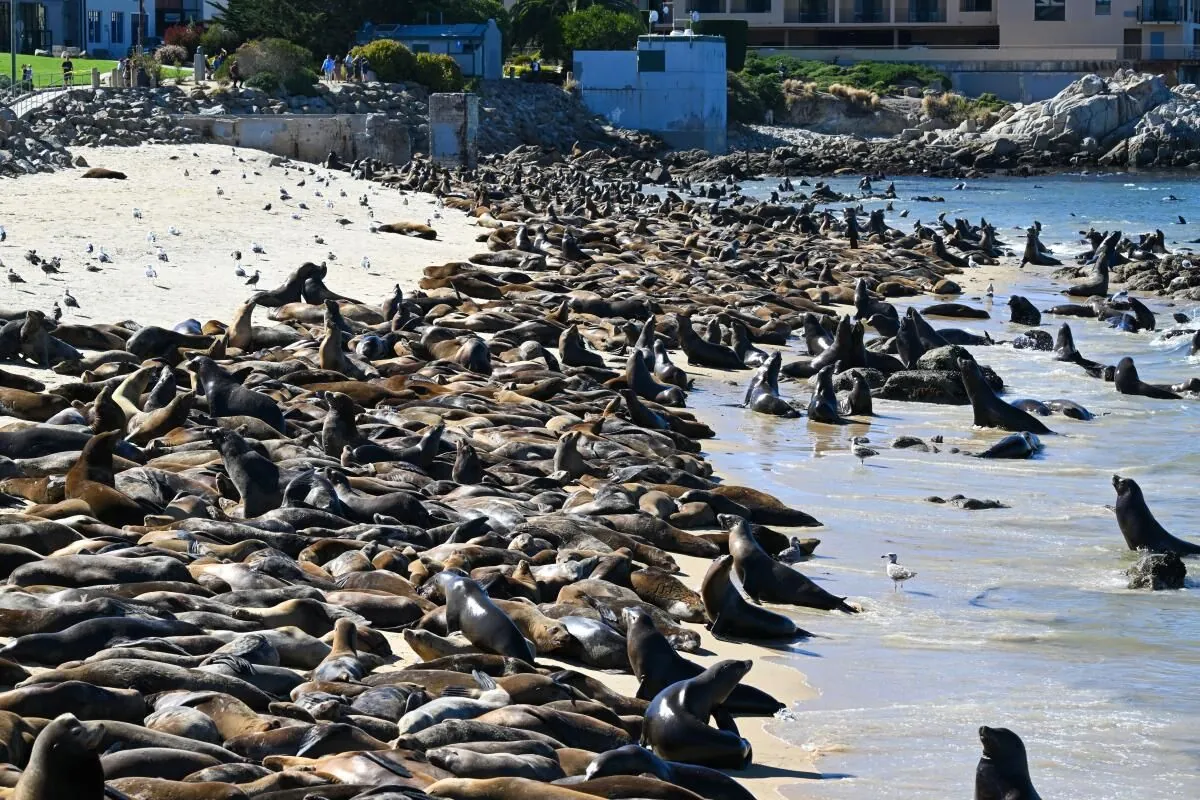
[986,282,994,298]
[144,265,158,279]
[882,553,917,592]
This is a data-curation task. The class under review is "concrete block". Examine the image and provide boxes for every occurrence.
[174,114,410,167]
[429,93,479,169]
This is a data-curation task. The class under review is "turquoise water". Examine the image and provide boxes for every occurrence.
[695,173,1200,797]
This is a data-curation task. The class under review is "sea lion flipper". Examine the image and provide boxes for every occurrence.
[712,707,740,735]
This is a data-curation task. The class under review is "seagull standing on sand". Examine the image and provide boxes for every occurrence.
[986,282,994,298]
[144,265,158,279]
[882,553,917,592]
[245,270,260,287]
[62,289,79,310]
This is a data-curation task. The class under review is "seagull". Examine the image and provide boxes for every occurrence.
[51,302,62,323]
[62,289,79,309]
[251,243,265,255]
[235,264,246,277]
[852,439,878,465]
[7,269,24,283]
[24,250,39,265]
[360,256,371,271]
[147,231,157,244]
[169,226,181,236]
[314,236,325,245]
[882,553,917,592]
[245,270,260,287]
[263,203,272,212]
[216,186,225,197]
[85,243,94,254]
[231,250,242,262]
[98,249,112,264]
[0,226,6,241]
[133,208,143,219]
[986,282,994,298]
[144,265,158,279]
[777,537,813,564]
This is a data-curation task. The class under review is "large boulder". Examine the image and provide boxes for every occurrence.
[1126,550,1186,590]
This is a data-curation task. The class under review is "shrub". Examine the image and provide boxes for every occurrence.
[245,71,280,93]
[693,20,748,71]
[560,7,643,57]
[782,78,816,107]
[200,22,241,55]
[415,52,465,93]
[235,38,313,81]
[727,71,764,124]
[921,92,995,125]
[154,44,189,67]
[164,23,204,56]
[827,82,880,111]
[283,68,319,95]
[129,52,163,85]
[351,39,417,84]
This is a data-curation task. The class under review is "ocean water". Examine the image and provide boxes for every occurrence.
[692,173,1200,797]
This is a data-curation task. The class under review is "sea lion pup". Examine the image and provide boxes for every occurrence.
[1113,357,1180,399]
[190,356,286,433]
[975,726,1042,800]
[958,358,1053,435]
[727,517,855,612]
[11,713,105,800]
[625,607,781,715]
[838,369,873,416]
[700,556,807,641]
[743,352,798,418]
[642,659,754,770]
[807,365,846,424]
[310,618,367,683]
[1112,475,1200,556]
[585,744,754,800]
[207,428,281,518]
[1007,295,1041,326]
[437,572,536,663]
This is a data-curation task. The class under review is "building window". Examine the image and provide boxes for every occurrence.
[1034,0,1065,21]
[111,12,125,44]
[87,10,101,42]
[638,50,666,72]
[411,43,431,53]
[688,0,726,12]
[961,0,992,10]
[1095,0,1110,13]
[730,0,771,11]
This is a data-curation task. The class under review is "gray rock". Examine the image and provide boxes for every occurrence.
[1126,550,1186,590]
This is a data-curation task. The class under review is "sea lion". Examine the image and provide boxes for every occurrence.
[975,726,1041,800]
[11,713,105,800]
[1112,475,1200,556]
[585,744,755,800]
[743,352,798,417]
[807,365,845,425]
[1007,295,1040,326]
[642,660,753,770]
[975,432,1042,460]
[207,428,282,518]
[310,618,366,683]
[1054,323,1109,378]
[1114,357,1180,399]
[81,167,127,179]
[625,607,781,715]
[439,573,536,663]
[959,358,1053,434]
[727,517,854,612]
[674,315,746,370]
[427,777,595,799]
[190,356,286,432]
[700,556,805,641]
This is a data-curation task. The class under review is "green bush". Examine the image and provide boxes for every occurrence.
[245,71,280,93]
[741,52,948,94]
[727,71,764,124]
[235,38,313,81]
[694,20,748,71]
[284,68,319,95]
[351,39,417,83]
[560,7,643,57]
[200,22,241,55]
[415,52,465,93]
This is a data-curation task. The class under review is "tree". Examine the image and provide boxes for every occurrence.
[510,0,636,59]
[560,6,643,57]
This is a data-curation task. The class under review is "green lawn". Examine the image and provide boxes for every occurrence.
[1,52,192,91]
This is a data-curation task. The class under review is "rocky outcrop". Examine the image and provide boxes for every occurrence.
[0,106,74,176]
[1126,550,1186,590]
[781,92,912,138]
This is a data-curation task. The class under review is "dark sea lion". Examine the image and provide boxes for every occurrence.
[558,325,605,369]
[81,167,127,179]
[976,432,1042,460]
[1112,475,1200,556]
[101,746,223,780]
[19,659,274,711]
[1113,357,1180,399]
[191,356,286,432]
[585,744,755,800]
[838,370,873,416]
[1007,295,1040,326]
[1053,323,1109,378]
[625,607,781,715]
[207,428,282,517]
[975,726,1041,800]
[727,518,854,612]
[700,556,805,641]
[807,365,845,425]
[674,315,745,370]
[642,659,753,769]
[1044,398,1093,420]
[0,680,147,722]
[923,302,989,319]
[743,352,798,417]
[959,358,1053,434]
[10,713,105,800]
[439,573,536,663]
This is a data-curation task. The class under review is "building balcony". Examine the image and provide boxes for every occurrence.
[1138,1,1185,23]
[906,6,946,23]
[783,0,832,22]
[840,1,888,23]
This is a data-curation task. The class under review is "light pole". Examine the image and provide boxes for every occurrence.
[9,0,17,88]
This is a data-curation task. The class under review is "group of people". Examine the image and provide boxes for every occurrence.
[320,53,371,83]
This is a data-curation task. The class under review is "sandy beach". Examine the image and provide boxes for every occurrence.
[0,144,482,327]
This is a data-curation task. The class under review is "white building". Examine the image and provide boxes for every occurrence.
[1,1,153,56]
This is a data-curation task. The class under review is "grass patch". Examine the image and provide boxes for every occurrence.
[743,53,950,94]
[0,53,118,89]
[922,91,1006,125]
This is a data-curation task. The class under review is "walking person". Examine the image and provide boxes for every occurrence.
[229,58,243,89]
[61,54,74,87]
[321,53,335,83]
[21,63,32,90]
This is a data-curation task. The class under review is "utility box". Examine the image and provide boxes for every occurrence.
[428,93,479,168]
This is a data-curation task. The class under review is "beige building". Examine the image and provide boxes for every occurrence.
[677,1,1200,62]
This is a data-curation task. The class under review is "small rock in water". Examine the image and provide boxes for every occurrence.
[1126,551,1186,591]
[926,494,1008,510]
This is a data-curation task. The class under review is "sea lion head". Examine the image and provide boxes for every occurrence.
[978,725,1030,770]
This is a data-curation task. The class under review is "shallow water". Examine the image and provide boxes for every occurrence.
[691,173,1200,797]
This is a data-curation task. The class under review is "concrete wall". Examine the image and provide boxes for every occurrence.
[952,70,1085,103]
[175,114,411,166]
[429,93,479,168]
[575,35,727,153]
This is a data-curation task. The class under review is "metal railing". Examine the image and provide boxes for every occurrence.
[1138,1,1185,23]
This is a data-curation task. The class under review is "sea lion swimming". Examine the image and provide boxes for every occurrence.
[1112,475,1200,556]
[959,358,1053,434]
[1113,357,1180,399]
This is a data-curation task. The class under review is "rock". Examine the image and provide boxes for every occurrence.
[73,155,89,167]
[877,369,970,405]
[1012,329,1053,351]
[915,345,973,372]
[1126,550,1186,590]
[1080,74,1105,97]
